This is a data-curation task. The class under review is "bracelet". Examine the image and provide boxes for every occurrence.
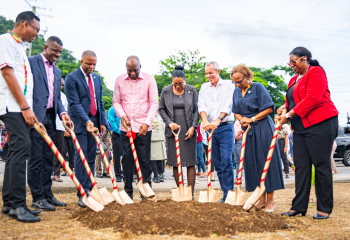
[21,107,30,111]
[251,116,256,122]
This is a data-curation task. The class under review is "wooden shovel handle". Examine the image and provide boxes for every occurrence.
[34,123,87,197]
[236,124,250,186]
[205,130,215,190]
[172,127,183,188]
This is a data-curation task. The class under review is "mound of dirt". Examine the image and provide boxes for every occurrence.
[72,200,292,237]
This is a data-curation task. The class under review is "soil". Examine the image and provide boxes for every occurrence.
[72,200,294,237]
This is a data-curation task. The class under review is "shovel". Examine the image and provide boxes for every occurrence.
[121,121,156,200]
[63,121,114,206]
[34,123,104,212]
[198,129,218,203]
[225,124,250,205]
[171,126,192,202]
[90,129,134,205]
[243,109,287,211]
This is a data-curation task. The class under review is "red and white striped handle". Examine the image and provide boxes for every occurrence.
[236,124,250,186]
[206,130,215,189]
[172,126,183,185]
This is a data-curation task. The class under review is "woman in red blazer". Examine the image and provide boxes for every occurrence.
[277,47,338,220]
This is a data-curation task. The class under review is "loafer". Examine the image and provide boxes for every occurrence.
[96,173,103,178]
[281,211,306,217]
[313,213,329,219]
[52,175,63,182]
[103,173,110,178]
[217,198,225,203]
[78,198,86,208]
[47,197,67,207]
[8,207,40,223]
[153,177,160,183]
[116,177,123,182]
[32,199,55,211]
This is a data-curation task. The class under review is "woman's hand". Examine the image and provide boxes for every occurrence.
[277,114,288,125]
[169,122,179,131]
[185,127,195,140]
[240,117,253,127]
[277,105,286,115]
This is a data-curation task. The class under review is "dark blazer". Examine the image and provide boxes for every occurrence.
[159,84,199,138]
[28,54,65,123]
[64,68,106,134]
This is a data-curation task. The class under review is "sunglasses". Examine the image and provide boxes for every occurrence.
[233,76,246,86]
[287,56,304,67]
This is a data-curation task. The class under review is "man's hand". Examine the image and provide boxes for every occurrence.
[185,127,195,140]
[22,109,39,128]
[169,122,179,131]
[86,121,96,133]
[61,113,71,126]
[139,123,148,136]
[64,131,70,138]
[210,119,221,128]
[121,116,130,129]
[202,120,211,131]
[101,125,106,138]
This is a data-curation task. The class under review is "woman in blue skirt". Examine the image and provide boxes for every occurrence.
[231,64,284,212]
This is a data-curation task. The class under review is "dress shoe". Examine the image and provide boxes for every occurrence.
[52,175,63,182]
[217,198,225,203]
[103,173,110,178]
[47,197,67,207]
[281,211,306,217]
[4,205,40,215]
[159,177,164,182]
[196,172,202,176]
[199,172,207,178]
[264,203,276,213]
[96,173,103,178]
[78,198,86,208]
[32,199,55,211]
[313,213,329,219]
[153,177,160,183]
[159,173,164,179]
[116,177,123,182]
[133,174,137,180]
[211,178,215,182]
[8,207,40,223]
[2,206,11,214]
[285,175,290,179]
[61,171,67,176]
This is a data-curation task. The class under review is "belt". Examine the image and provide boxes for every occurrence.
[218,121,234,127]
[235,138,242,141]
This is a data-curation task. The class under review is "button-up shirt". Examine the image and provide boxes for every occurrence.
[80,66,97,107]
[198,78,235,123]
[0,32,33,115]
[234,119,243,140]
[40,53,55,109]
[113,72,159,133]
[56,92,68,131]
[107,106,120,134]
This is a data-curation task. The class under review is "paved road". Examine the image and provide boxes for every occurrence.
[0,160,348,193]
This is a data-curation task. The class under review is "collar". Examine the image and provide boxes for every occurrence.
[209,77,223,87]
[124,71,144,80]
[40,53,55,66]
[8,31,23,43]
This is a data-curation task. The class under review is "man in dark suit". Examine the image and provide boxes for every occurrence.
[28,36,70,211]
[65,51,106,207]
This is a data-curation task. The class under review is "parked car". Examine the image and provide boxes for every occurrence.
[334,125,350,166]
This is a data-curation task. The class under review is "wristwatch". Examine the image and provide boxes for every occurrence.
[218,115,224,121]
[286,112,292,120]
[251,116,256,122]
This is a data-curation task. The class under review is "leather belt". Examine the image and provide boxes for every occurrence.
[219,121,234,127]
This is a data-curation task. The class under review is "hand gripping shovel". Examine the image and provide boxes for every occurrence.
[90,129,134,205]
[63,121,113,206]
[122,121,156,200]
[198,130,218,203]
[243,109,287,211]
[171,126,192,202]
[34,123,104,212]
[225,124,250,205]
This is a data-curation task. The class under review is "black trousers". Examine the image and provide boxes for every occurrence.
[1,112,31,208]
[158,160,164,175]
[63,136,75,170]
[53,130,65,176]
[2,142,9,159]
[291,116,338,214]
[121,130,152,198]
[278,138,289,174]
[27,108,56,202]
[111,132,123,178]
[151,161,161,177]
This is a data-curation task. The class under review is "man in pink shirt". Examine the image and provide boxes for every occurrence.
[113,56,158,199]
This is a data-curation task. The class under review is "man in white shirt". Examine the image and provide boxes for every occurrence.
[198,61,235,203]
[0,11,41,222]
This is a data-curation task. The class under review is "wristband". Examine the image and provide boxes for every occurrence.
[21,107,30,111]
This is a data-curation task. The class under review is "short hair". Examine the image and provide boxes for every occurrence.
[45,36,63,46]
[81,50,96,59]
[206,61,220,71]
[15,11,40,26]
[126,55,140,65]
[230,64,254,81]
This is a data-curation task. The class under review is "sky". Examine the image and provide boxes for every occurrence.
[1,0,350,123]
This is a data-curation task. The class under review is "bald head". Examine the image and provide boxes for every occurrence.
[126,55,141,80]
[82,50,97,60]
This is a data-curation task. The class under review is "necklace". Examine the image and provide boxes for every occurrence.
[242,83,251,92]
[296,66,309,83]
[173,87,184,97]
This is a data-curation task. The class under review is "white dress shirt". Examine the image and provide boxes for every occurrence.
[56,92,68,131]
[80,66,97,107]
[198,78,235,123]
[0,33,33,115]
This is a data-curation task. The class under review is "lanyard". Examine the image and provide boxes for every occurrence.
[10,32,27,97]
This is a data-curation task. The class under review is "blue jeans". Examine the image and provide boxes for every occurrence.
[233,139,242,179]
[212,124,234,200]
[197,142,206,172]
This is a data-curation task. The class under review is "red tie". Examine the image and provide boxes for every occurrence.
[88,75,97,116]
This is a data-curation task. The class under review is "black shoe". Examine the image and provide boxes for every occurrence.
[281,211,306,217]
[32,199,55,211]
[78,198,86,208]
[8,207,40,223]
[96,173,103,178]
[139,192,147,201]
[103,173,110,178]
[153,177,160,183]
[159,174,164,179]
[217,198,225,203]
[313,213,329,219]
[61,172,67,176]
[2,206,11,214]
[159,177,164,182]
[116,177,123,182]
[3,205,40,216]
[285,175,290,179]
[132,178,136,182]
[47,197,67,207]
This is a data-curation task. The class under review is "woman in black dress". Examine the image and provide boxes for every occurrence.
[159,66,199,197]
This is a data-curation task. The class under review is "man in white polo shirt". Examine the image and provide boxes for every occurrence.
[0,11,41,223]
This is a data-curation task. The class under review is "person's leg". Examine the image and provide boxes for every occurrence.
[278,138,289,175]
[211,130,222,190]
[74,131,89,198]
[112,133,123,178]
[134,131,152,186]
[1,113,30,209]
[233,140,242,180]
[173,167,179,186]
[197,142,206,174]
[330,145,337,173]
[151,161,159,178]
[196,143,203,173]
[120,131,134,198]
[102,136,110,174]
[159,159,164,175]
[86,129,97,191]
[66,137,75,170]
[53,131,64,177]
[187,166,196,197]
[95,153,103,176]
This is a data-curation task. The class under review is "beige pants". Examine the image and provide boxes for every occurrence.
[95,135,111,174]
[331,145,337,172]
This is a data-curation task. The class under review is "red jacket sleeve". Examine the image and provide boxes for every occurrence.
[293,67,327,118]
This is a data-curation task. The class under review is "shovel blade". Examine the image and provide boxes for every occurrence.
[225,190,237,205]
[198,188,218,203]
[118,190,134,204]
[136,181,147,197]
[142,182,156,198]
[198,190,208,203]
[172,186,192,202]
[82,195,104,212]
[111,189,124,205]
[235,190,248,206]
[243,185,266,210]
[88,188,108,206]
[98,187,115,204]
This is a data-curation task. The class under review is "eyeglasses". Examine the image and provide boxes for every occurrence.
[288,56,303,67]
[26,21,40,33]
[233,76,246,86]
[172,82,185,86]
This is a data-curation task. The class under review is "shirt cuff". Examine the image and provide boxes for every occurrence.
[144,118,152,127]
[0,63,13,69]
[60,112,67,118]
[221,107,232,115]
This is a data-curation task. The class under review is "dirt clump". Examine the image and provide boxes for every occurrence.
[72,199,294,237]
